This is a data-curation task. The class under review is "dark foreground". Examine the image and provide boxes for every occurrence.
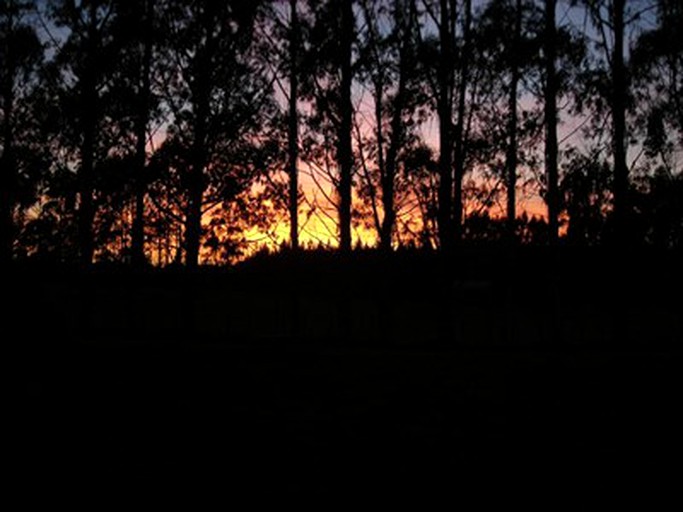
[7,248,683,497]
[13,343,683,495]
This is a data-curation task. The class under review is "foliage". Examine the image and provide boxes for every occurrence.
[2,0,682,266]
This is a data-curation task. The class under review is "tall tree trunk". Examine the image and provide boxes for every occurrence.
[374,76,386,246]
[185,13,214,270]
[185,108,207,269]
[0,4,15,263]
[288,0,300,251]
[78,2,99,266]
[612,0,628,245]
[544,0,559,245]
[131,0,153,266]
[79,93,96,266]
[437,0,454,251]
[338,0,353,252]
[381,99,400,251]
[0,112,13,264]
[185,162,204,268]
[381,2,409,252]
[506,0,522,242]
[453,0,471,244]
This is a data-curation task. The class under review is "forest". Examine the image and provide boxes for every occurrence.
[0,0,681,268]
[5,0,683,496]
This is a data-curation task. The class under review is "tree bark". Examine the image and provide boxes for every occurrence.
[453,0,471,244]
[374,74,387,249]
[612,0,628,245]
[288,0,300,251]
[437,0,454,251]
[544,0,559,245]
[380,2,409,252]
[338,0,354,253]
[506,0,522,242]
[185,97,207,269]
[78,1,99,266]
[131,0,153,266]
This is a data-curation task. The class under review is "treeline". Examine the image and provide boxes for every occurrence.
[0,0,681,267]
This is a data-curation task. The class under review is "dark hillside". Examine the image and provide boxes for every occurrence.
[7,248,683,495]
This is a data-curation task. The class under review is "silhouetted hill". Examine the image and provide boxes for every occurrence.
[7,247,683,496]
[7,245,682,349]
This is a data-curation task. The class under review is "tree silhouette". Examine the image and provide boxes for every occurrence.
[632,0,682,157]
[338,0,354,252]
[478,0,539,242]
[577,0,651,245]
[629,0,683,247]
[0,0,43,263]
[435,0,455,251]
[534,0,585,245]
[505,0,523,242]
[287,0,301,252]
[0,0,679,264]
[155,0,274,267]
[543,0,560,245]
[112,0,156,266]
[355,0,426,251]
[49,0,124,265]
[452,0,472,244]
[608,0,628,245]
[299,0,358,250]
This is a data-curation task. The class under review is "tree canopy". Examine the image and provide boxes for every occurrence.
[0,0,680,266]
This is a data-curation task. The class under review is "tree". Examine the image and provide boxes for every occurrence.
[452,0,472,244]
[543,0,560,245]
[0,1,43,263]
[49,0,125,265]
[257,1,311,253]
[505,0,523,242]
[414,0,477,250]
[338,0,354,252]
[561,146,611,244]
[156,0,275,267]
[355,0,425,250]
[629,0,683,248]
[300,0,358,251]
[113,0,156,266]
[473,0,541,242]
[288,0,301,251]
[436,0,455,251]
[578,0,657,245]
[632,0,683,162]
[610,0,628,244]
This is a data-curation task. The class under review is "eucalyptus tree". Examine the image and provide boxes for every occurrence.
[299,0,357,251]
[505,0,523,241]
[573,0,659,244]
[432,0,456,250]
[0,0,43,262]
[414,0,479,249]
[155,0,276,267]
[452,0,472,243]
[110,0,157,265]
[543,0,560,244]
[337,0,354,252]
[523,0,585,245]
[631,0,682,156]
[355,0,430,250]
[263,0,313,251]
[630,0,683,247]
[48,0,126,264]
[287,0,301,251]
[472,0,543,241]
